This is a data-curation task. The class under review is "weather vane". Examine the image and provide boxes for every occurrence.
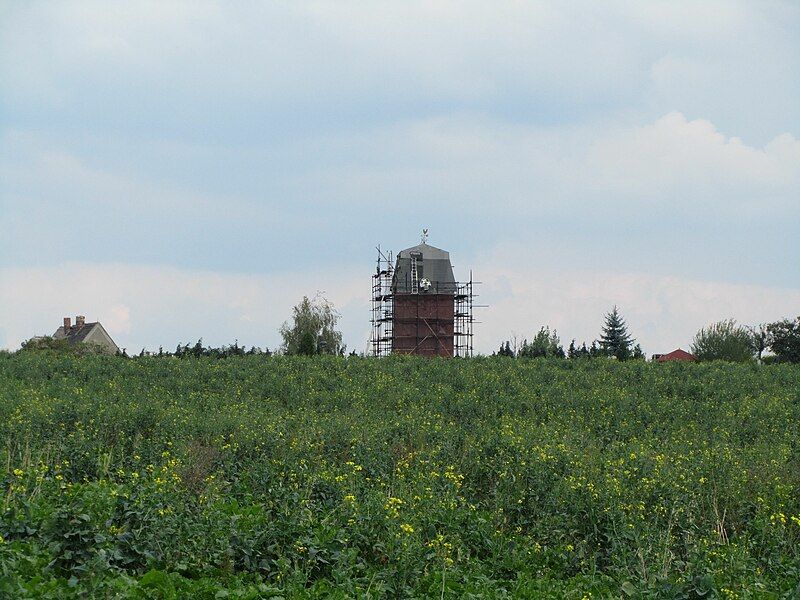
[421,228,429,244]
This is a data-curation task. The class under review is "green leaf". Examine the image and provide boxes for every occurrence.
[621,581,637,596]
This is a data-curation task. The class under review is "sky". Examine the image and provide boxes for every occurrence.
[1,1,799,355]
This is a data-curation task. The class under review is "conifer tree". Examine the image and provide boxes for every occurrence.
[496,341,514,357]
[599,306,635,360]
[568,339,577,359]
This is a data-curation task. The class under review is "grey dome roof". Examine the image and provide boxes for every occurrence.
[392,242,456,294]
[396,242,451,261]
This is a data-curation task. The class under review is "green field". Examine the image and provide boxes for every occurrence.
[1,353,799,598]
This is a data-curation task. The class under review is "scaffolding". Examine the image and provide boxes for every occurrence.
[454,271,476,358]
[370,246,394,357]
[371,247,479,357]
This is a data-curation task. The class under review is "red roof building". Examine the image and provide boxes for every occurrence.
[655,348,696,362]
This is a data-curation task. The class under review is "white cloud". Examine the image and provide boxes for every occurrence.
[2,110,797,294]
[0,2,641,103]
[585,111,800,205]
[6,110,797,223]
[305,111,800,219]
[4,0,795,144]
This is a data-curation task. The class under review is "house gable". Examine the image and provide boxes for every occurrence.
[82,324,120,355]
[52,318,120,355]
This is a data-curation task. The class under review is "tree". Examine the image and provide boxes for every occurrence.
[20,336,106,356]
[599,306,635,360]
[279,294,344,356]
[496,341,515,357]
[567,339,577,359]
[518,326,565,358]
[20,336,72,353]
[746,324,771,363]
[691,319,754,362]
[767,316,800,363]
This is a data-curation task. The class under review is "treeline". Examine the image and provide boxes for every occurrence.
[14,337,273,359]
[137,340,271,359]
[692,318,800,364]
[496,307,800,364]
[11,296,800,364]
[496,306,644,360]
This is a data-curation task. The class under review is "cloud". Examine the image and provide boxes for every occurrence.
[585,111,800,207]
[0,3,642,105]
[261,108,800,210]
[2,1,796,143]
[3,110,798,287]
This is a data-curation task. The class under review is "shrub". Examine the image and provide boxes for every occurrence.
[767,316,800,364]
[691,319,754,362]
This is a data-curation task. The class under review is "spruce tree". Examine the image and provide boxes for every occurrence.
[599,305,635,360]
[567,340,577,359]
[496,341,514,357]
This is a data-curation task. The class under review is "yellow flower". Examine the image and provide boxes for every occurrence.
[770,513,787,525]
[400,523,414,534]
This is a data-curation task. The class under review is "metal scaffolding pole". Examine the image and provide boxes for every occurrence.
[370,246,394,357]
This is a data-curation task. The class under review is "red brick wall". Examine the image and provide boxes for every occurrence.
[392,294,454,357]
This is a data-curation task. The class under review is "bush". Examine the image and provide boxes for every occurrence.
[19,336,107,356]
[691,320,754,362]
[518,327,565,358]
[767,317,800,364]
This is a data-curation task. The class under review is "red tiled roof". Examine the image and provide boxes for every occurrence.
[657,348,696,362]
